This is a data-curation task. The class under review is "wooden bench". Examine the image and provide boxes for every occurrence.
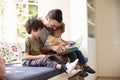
[69,70,84,80]
[48,69,84,80]
[48,54,85,80]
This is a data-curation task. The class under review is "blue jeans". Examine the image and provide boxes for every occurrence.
[63,50,88,65]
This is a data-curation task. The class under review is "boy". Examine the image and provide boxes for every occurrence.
[22,19,78,74]
[46,23,96,77]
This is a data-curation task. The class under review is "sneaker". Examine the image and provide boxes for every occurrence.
[79,71,88,78]
[66,59,79,73]
[84,66,96,74]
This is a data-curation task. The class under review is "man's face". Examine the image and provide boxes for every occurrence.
[47,19,61,30]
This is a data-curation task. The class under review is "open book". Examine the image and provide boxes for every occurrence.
[60,36,83,55]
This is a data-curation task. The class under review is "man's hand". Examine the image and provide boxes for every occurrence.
[40,45,66,54]
[51,45,65,54]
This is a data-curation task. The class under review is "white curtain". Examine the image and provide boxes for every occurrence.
[3,0,17,41]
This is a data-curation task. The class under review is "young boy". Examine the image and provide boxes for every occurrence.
[22,19,78,74]
[45,23,71,46]
[45,23,96,77]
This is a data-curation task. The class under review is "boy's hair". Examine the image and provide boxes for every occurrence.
[46,9,63,23]
[54,22,65,33]
[25,19,44,34]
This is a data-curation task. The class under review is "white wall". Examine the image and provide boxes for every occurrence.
[38,0,120,77]
[38,0,70,40]
[1,0,17,41]
[38,0,88,50]
[112,0,120,46]
[96,0,120,77]
[70,0,88,52]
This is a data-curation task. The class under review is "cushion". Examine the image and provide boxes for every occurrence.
[0,41,22,64]
[6,64,62,80]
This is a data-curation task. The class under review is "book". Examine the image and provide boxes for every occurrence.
[60,36,83,55]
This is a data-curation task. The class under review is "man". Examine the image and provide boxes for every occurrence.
[39,9,65,54]
[38,9,95,77]
[0,57,6,80]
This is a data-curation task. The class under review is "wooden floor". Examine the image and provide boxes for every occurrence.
[96,77,120,80]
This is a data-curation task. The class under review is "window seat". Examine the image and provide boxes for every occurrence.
[6,63,84,80]
[6,63,62,80]
[1,41,84,80]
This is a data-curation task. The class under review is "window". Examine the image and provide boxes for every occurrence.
[16,0,38,38]
[0,0,6,40]
[0,0,39,62]
[0,0,38,40]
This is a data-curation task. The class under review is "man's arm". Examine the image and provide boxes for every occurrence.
[40,45,53,53]
[40,45,65,54]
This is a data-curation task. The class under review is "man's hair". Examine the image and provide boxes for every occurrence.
[46,9,63,23]
[25,19,43,34]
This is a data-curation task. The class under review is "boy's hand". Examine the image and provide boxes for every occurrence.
[66,41,75,45]
[39,54,52,58]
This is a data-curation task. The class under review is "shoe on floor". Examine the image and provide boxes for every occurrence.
[84,66,96,74]
[66,59,79,73]
[79,71,88,78]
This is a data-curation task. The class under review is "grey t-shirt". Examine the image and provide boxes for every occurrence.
[39,26,51,46]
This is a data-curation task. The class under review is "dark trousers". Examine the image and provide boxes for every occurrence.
[22,58,58,68]
[63,50,88,65]
[22,57,67,72]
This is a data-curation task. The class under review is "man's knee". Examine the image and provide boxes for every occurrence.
[0,74,6,80]
[0,57,6,80]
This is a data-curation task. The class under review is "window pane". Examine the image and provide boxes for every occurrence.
[0,0,6,40]
[17,24,27,38]
[16,0,26,3]
[0,0,5,16]
[28,0,38,3]
[16,0,38,38]
[0,23,6,39]
[16,4,26,23]
[28,5,38,19]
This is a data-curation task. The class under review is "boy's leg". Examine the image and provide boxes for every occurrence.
[29,58,58,68]
[63,52,78,62]
[75,50,87,64]
[75,50,96,74]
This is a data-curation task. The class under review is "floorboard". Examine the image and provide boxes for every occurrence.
[96,77,120,80]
